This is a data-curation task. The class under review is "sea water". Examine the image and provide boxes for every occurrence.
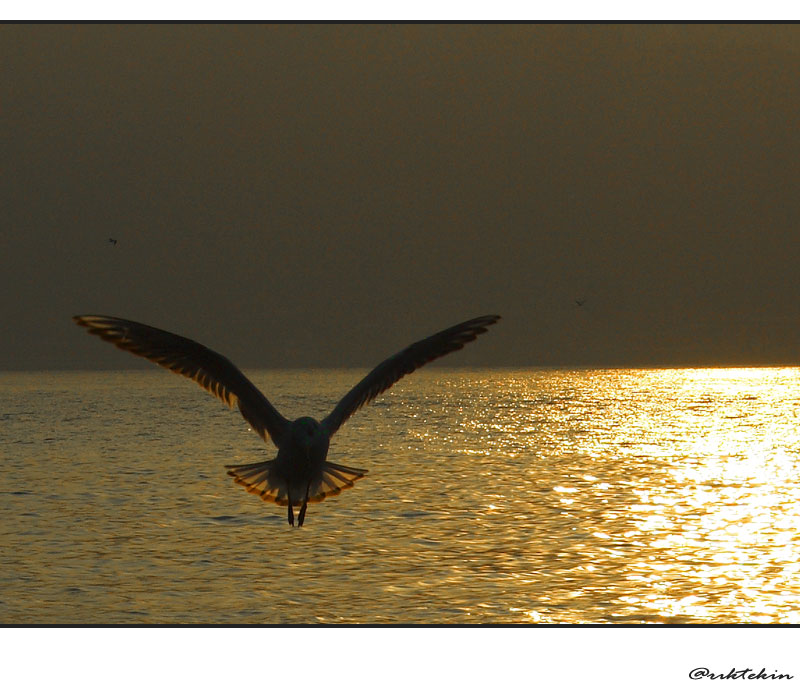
[2,367,800,624]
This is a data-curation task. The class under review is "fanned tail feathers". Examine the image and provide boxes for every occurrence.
[226,460,367,505]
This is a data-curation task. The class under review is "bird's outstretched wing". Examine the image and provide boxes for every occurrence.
[73,315,290,447]
[321,315,500,436]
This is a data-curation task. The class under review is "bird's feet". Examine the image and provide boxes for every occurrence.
[298,501,308,527]
[288,504,294,527]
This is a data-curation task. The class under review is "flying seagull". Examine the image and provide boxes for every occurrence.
[575,298,586,307]
[73,314,500,526]
[108,238,118,245]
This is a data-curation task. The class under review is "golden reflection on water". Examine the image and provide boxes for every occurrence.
[3,367,800,623]
[420,367,800,623]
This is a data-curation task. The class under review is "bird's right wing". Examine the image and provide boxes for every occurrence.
[73,316,290,447]
[321,315,500,436]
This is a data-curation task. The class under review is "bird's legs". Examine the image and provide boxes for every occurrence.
[298,481,311,527]
[287,502,294,527]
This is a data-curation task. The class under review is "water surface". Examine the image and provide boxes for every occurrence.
[2,367,800,623]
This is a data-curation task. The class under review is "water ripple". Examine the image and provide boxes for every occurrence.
[2,367,800,623]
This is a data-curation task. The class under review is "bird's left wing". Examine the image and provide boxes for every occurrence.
[321,315,500,437]
[73,315,290,447]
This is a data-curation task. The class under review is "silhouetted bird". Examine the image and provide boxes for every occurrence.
[73,314,500,527]
[575,299,586,307]
[108,238,118,245]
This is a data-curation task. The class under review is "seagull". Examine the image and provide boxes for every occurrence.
[575,299,586,307]
[108,238,118,245]
[73,314,500,526]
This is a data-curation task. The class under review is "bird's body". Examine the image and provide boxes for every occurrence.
[73,314,500,526]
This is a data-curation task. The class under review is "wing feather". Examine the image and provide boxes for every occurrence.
[73,315,289,446]
[321,314,500,436]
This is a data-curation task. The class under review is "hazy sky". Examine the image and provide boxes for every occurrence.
[3,24,800,369]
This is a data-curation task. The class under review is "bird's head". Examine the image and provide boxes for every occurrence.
[291,417,328,462]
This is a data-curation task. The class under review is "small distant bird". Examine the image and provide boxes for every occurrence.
[108,238,118,245]
[575,299,586,307]
[73,314,500,527]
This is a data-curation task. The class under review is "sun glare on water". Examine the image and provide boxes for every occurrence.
[427,367,800,623]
